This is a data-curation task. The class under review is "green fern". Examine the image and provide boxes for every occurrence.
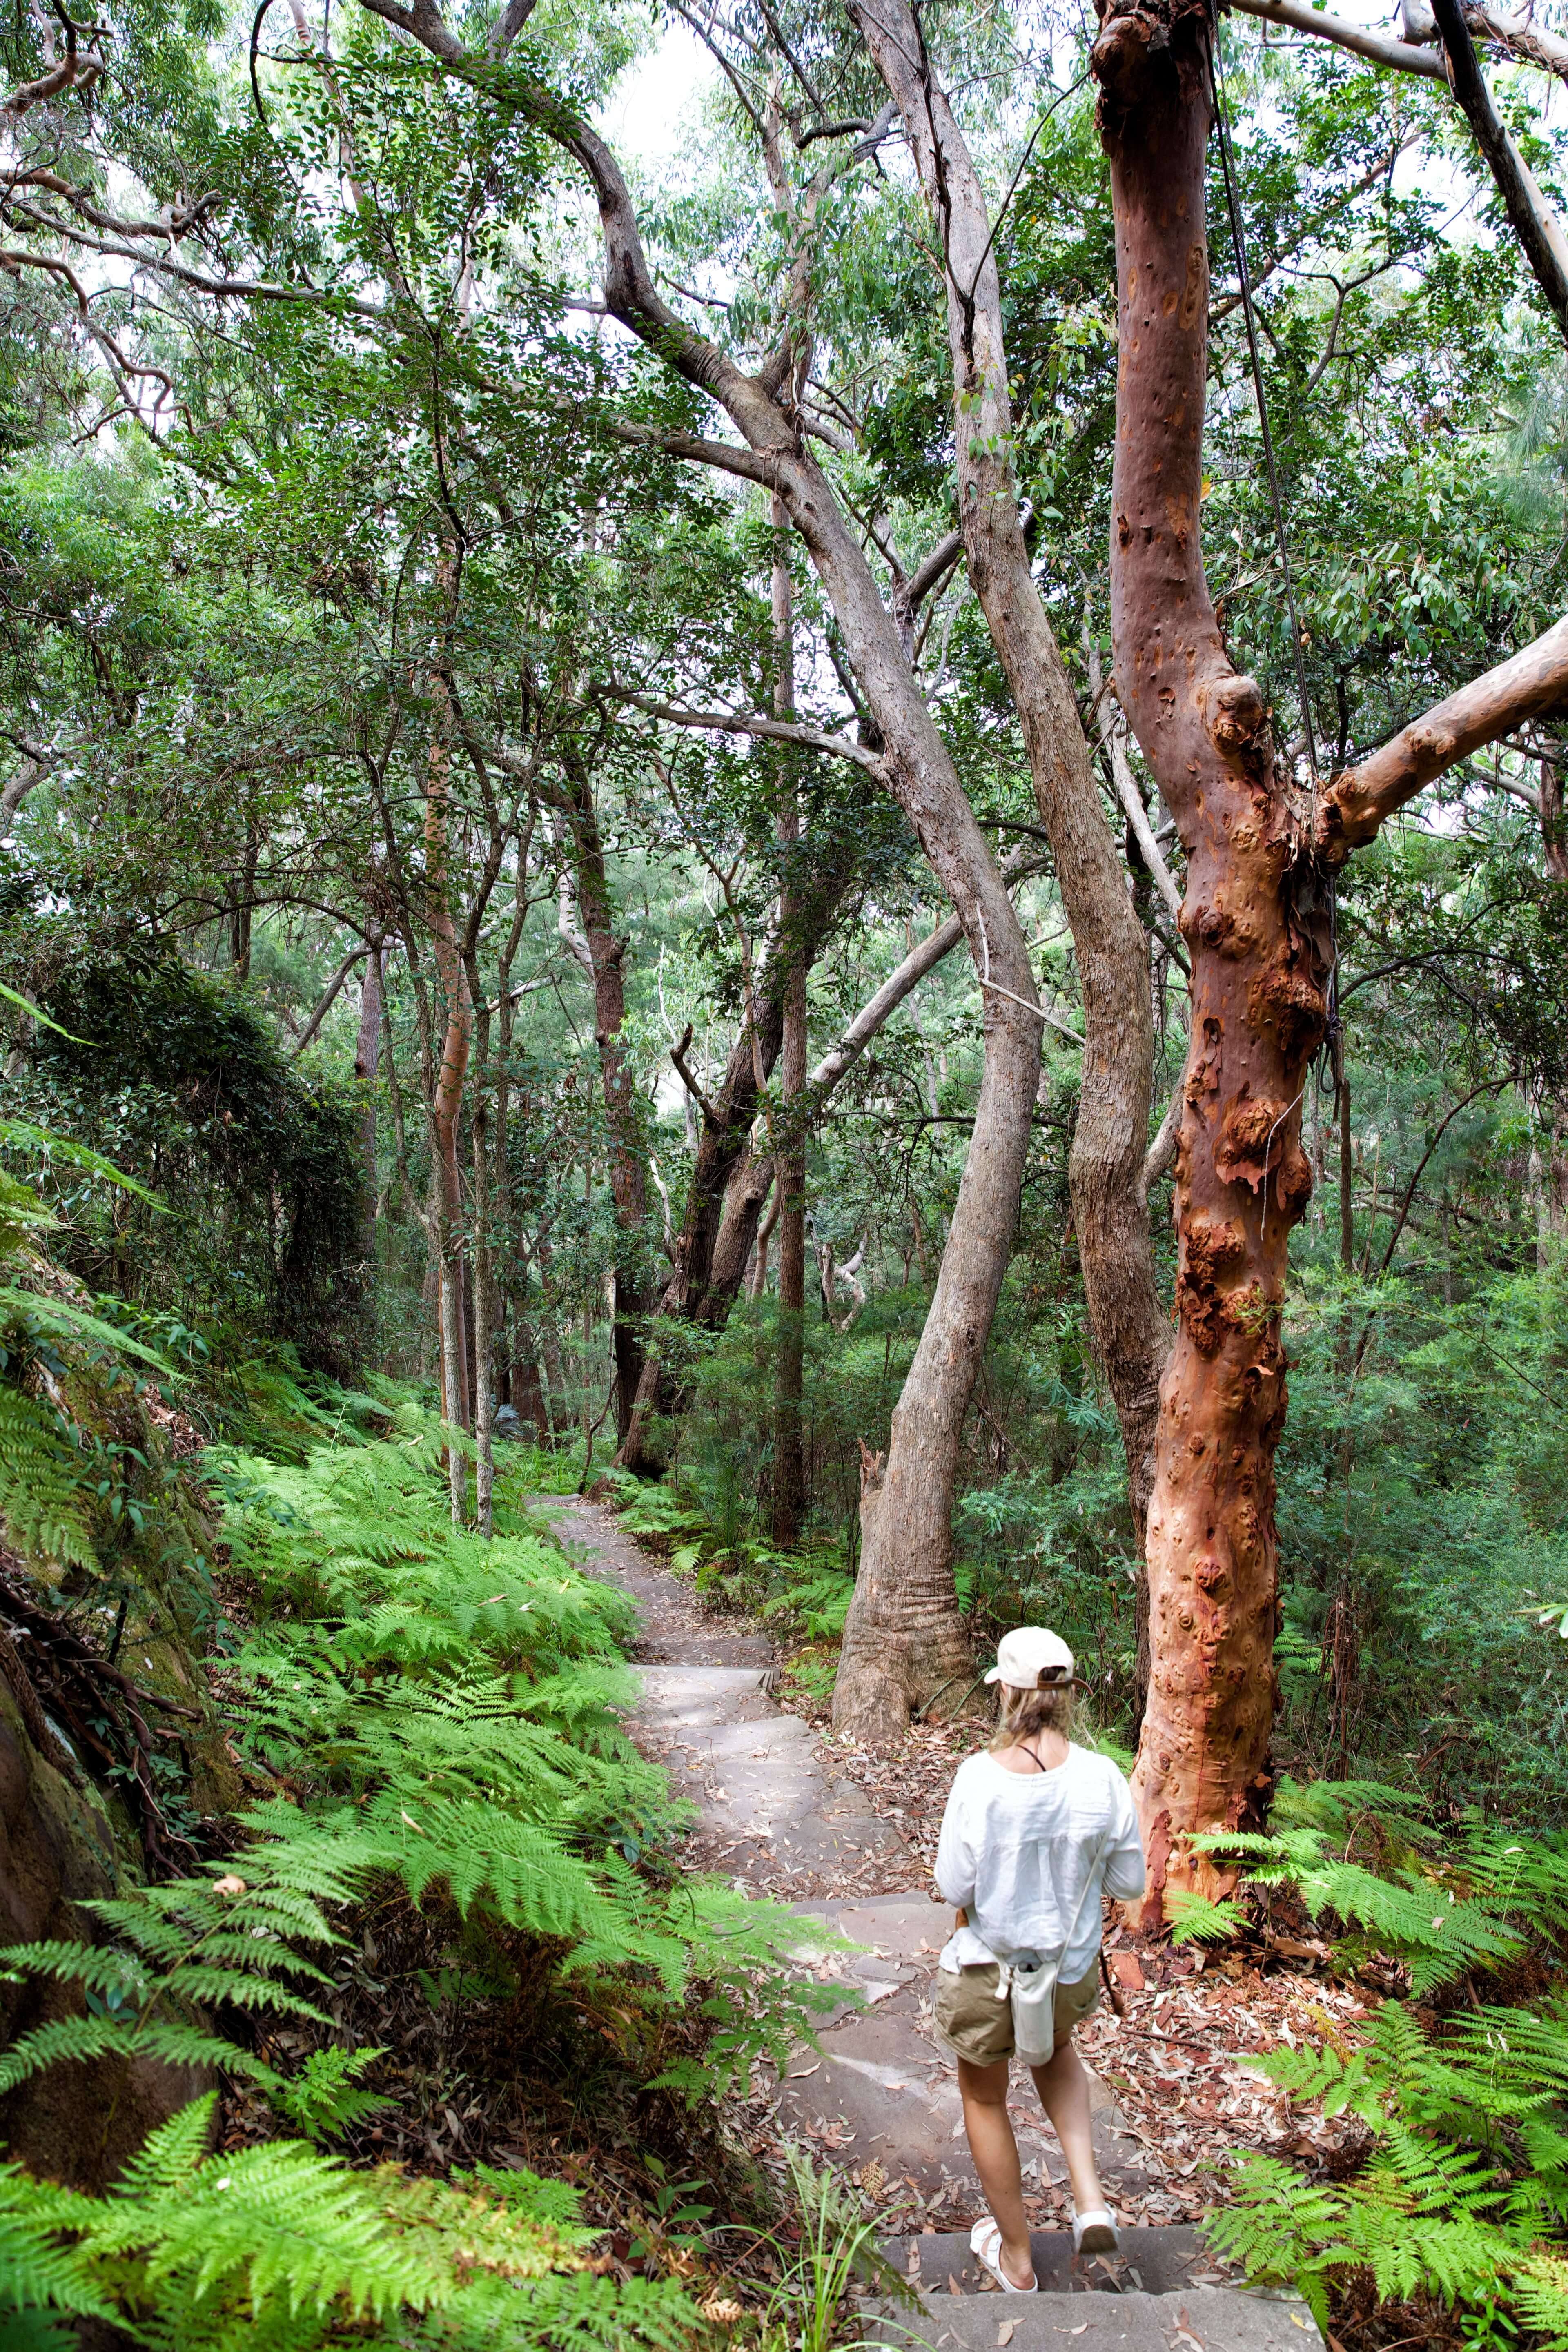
[1167,1893,1246,1946]
[269,2045,392,2143]
[1212,1996,1568,2341]
[0,1385,99,1573]
[1,1422,850,2146]
[1193,1783,1525,1992]
[0,2087,693,2352]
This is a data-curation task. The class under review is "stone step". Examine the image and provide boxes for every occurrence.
[863,2279,1322,2352]
[861,2230,1322,2352]
[890,2225,1216,2298]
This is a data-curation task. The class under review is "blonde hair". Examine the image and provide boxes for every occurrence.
[989,1677,1074,1751]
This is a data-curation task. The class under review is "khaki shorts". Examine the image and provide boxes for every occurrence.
[933,1960,1100,2068]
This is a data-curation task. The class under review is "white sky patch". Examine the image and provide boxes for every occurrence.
[597,19,720,172]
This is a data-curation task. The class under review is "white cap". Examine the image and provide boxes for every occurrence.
[983,1626,1076,1690]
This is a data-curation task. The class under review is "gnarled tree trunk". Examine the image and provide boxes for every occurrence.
[365,0,1050,1736]
[1094,0,1333,1904]
[1092,0,1568,1906]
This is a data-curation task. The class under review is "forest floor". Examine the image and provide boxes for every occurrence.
[542,1496,1372,2253]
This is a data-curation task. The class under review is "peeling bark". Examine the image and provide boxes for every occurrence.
[1094,0,1332,1894]
[1092,0,1567,1895]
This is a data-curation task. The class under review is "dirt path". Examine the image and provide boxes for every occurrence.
[543,1496,1323,2352]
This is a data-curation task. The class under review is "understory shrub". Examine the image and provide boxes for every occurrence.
[1198,1780,1568,2345]
[0,1388,849,2343]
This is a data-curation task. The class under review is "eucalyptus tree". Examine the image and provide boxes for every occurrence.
[1088,0,1568,1898]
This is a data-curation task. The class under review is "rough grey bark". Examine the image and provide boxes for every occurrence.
[854,0,1171,1552]
[772,495,808,1548]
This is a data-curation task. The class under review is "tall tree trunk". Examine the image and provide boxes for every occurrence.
[425,549,472,1503]
[229,820,258,981]
[1338,1052,1354,1272]
[471,1020,496,1537]
[617,844,859,1472]
[857,0,1170,1563]
[355,940,383,1249]
[433,43,1044,1732]
[1094,0,1342,1902]
[772,495,808,1548]
[559,758,649,1448]
[1542,743,1568,880]
[536,1236,569,1439]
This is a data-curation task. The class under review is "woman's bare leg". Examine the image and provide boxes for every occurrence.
[956,2056,1036,2287]
[1028,2036,1107,2214]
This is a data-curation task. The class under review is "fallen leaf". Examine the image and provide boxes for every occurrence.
[998,2324,1016,2345]
[949,2274,963,2296]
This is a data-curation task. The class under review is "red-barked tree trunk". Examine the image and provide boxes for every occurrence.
[1096,0,1336,1906]
[1093,0,1568,1909]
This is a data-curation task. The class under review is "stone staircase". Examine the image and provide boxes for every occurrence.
[861,2225,1322,2352]
[547,1500,1323,2352]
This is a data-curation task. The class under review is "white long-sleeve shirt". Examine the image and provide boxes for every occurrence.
[934,1744,1146,1980]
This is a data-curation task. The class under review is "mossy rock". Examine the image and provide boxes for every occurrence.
[0,1680,212,2189]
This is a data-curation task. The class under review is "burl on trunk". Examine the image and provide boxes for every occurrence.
[1093,0,1333,1908]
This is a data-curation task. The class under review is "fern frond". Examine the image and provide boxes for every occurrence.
[0,2166,112,2323]
[96,2134,446,2322]
[0,2015,123,2094]
[1167,1893,1245,1945]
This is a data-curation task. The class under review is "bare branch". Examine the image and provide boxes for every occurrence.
[293,941,377,1054]
[669,1022,720,1128]
[1320,612,1568,859]
[1227,0,1446,78]
[809,851,1051,1098]
[1402,0,1568,80]
[609,684,885,772]
[3,8,102,119]
[1138,1078,1183,1204]
[1428,0,1568,335]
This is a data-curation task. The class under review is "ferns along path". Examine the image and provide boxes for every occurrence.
[6,0,1568,2331]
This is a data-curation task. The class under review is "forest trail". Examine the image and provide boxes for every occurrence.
[543,1498,1325,2352]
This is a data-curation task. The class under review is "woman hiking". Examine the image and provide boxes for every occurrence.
[933,1626,1146,2294]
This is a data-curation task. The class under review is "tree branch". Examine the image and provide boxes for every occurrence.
[1319,612,1568,859]
[293,942,376,1054]
[2,8,102,119]
[1429,0,1568,335]
[669,1023,719,1128]
[609,686,885,772]
[1227,0,1446,78]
